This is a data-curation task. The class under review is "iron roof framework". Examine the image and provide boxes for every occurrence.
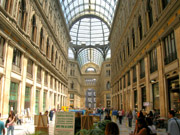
[60,0,117,68]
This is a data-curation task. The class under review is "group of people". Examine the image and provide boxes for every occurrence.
[104,109,180,135]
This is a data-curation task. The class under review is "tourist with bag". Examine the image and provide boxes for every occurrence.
[168,110,180,135]
[7,111,16,135]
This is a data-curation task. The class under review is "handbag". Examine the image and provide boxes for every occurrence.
[5,119,9,128]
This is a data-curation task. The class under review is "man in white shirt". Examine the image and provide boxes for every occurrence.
[168,110,180,135]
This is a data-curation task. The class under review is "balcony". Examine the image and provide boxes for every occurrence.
[164,52,177,65]
[12,64,21,73]
[27,72,33,79]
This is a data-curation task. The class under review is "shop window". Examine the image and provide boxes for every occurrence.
[152,83,160,111]
[140,59,145,79]
[134,90,138,109]
[164,31,177,65]
[150,48,158,73]
[24,86,31,109]
[9,82,19,113]
[141,87,146,110]
[0,36,5,64]
[35,90,40,114]
[168,77,180,117]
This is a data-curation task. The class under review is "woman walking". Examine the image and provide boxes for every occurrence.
[7,111,16,135]
[127,110,133,127]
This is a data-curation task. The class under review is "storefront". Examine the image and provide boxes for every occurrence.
[167,76,180,117]
[152,83,160,111]
[35,90,40,114]
[24,86,31,109]
[9,82,19,113]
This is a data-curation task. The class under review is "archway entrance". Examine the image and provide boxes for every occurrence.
[85,89,96,109]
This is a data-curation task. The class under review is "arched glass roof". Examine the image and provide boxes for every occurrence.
[59,0,117,28]
[70,18,109,46]
[59,0,117,68]
[77,48,104,68]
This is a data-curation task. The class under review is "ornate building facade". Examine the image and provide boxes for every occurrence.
[67,59,111,109]
[110,0,180,117]
[0,0,69,117]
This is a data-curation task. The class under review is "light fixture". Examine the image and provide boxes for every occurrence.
[150,79,156,83]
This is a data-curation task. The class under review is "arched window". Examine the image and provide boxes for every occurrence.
[18,0,27,31]
[55,51,58,66]
[51,45,54,62]
[31,15,37,42]
[39,28,44,51]
[132,28,135,49]
[46,37,49,57]
[138,16,143,41]
[127,38,130,56]
[162,0,170,9]
[147,0,153,28]
[5,0,14,14]
[106,81,110,90]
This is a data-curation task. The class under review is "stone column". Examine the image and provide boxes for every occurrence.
[2,43,13,117]
[39,70,44,113]
[130,69,134,110]
[136,63,141,111]
[157,43,166,117]
[144,55,151,112]
[46,74,50,110]
[174,25,180,105]
[30,63,37,115]
[19,55,28,114]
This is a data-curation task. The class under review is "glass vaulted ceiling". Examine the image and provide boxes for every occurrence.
[60,0,117,68]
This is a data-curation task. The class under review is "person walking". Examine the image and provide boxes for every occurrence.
[118,109,123,124]
[49,109,54,121]
[0,113,5,135]
[7,111,16,135]
[104,113,111,121]
[127,110,133,127]
[168,110,180,135]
